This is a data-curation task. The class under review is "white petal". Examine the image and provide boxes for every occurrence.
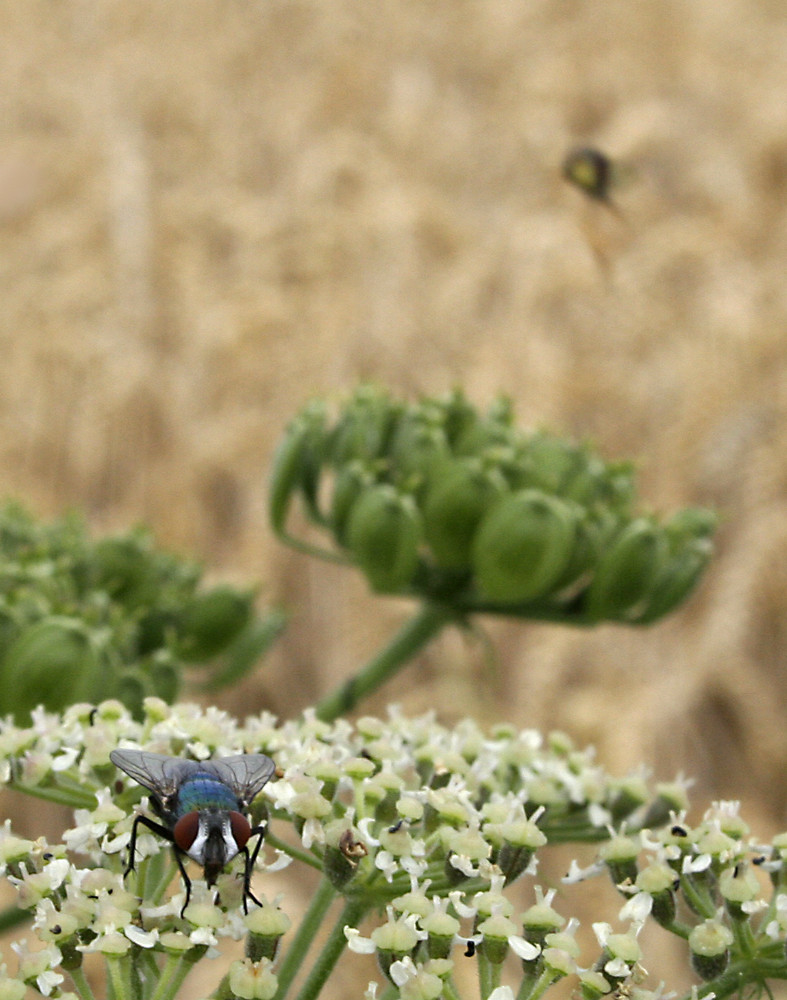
[509,936,541,961]
[344,928,376,955]
[488,988,516,1000]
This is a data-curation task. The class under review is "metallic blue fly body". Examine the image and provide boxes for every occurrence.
[110,749,276,914]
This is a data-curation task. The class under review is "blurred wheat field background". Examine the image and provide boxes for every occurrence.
[2,3,787,980]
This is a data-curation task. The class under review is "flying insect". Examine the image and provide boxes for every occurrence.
[110,749,276,915]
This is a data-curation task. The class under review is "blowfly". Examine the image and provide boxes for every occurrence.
[110,749,276,915]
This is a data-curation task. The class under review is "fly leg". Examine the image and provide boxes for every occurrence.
[124,814,174,878]
[172,847,193,918]
[241,824,267,913]
[123,814,193,917]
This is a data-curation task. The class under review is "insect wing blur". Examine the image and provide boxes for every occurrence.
[110,749,276,914]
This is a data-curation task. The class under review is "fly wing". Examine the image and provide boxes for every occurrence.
[200,754,277,805]
[109,749,201,798]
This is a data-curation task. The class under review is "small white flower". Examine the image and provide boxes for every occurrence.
[605,956,632,978]
[619,892,653,924]
[389,956,418,987]
[563,859,605,884]
[344,927,376,954]
[125,925,159,948]
[509,936,541,961]
[51,748,79,771]
[374,850,398,881]
[682,853,712,874]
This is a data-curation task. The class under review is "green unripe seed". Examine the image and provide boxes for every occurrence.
[346,485,422,593]
[0,618,101,722]
[584,518,668,622]
[330,463,374,547]
[176,587,254,662]
[472,490,578,603]
[422,461,506,569]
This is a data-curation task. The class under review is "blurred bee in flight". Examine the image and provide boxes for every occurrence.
[562,147,630,217]
[561,145,637,272]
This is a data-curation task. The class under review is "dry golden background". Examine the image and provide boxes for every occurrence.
[2,1,787,994]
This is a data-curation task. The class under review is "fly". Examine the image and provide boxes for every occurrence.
[110,749,276,915]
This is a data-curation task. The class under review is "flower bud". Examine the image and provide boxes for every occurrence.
[719,864,762,920]
[421,909,460,960]
[689,919,733,980]
[635,862,679,927]
[477,913,518,964]
[244,897,292,962]
[472,490,579,603]
[346,485,422,593]
[598,835,640,889]
[372,917,422,982]
[521,898,565,950]
[484,819,546,884]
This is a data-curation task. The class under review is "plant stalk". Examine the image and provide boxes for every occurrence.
[292,897,370,1000]
[272,877,338,1000]
[314,601,454,721]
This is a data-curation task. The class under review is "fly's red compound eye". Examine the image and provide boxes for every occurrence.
[229,811,251,849]
[173,811,200,851]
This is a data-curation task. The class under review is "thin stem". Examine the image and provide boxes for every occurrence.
[478,952,501,998]
[69,965,97,1000]
[273,877,338,1000]
[519,969,560,1000]
[9,781,98,809]
[477,952,493,999]
[680,873,717,921]
[293,897,370,1000]
[264,830,323,871]
[0,904,30,934]
[314,602,454,721]
[441,977,462,1000]
[150,951,203,1000]
[105,956,132,1000]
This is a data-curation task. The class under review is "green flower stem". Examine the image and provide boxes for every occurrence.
[314,601,455,721]
[441,977,462,1000]
[680,873,717,920]
[517,968,560,1000]
[478,951,501,997]
[69,965,97,1000]
[105,956,132,1000]
[272,877,339,1000]
[684,954,787,1000]
[9,780,98,810]
[150,951,203,1000]
[729,912,757,957]
[264,829,324,871]
[0,903,29,933]
[293,897,370,1000]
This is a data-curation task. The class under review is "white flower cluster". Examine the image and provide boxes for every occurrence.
[0,699,783,1000]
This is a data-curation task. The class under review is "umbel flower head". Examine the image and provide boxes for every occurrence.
[0,699,785,1000]
[269,386,716,626]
